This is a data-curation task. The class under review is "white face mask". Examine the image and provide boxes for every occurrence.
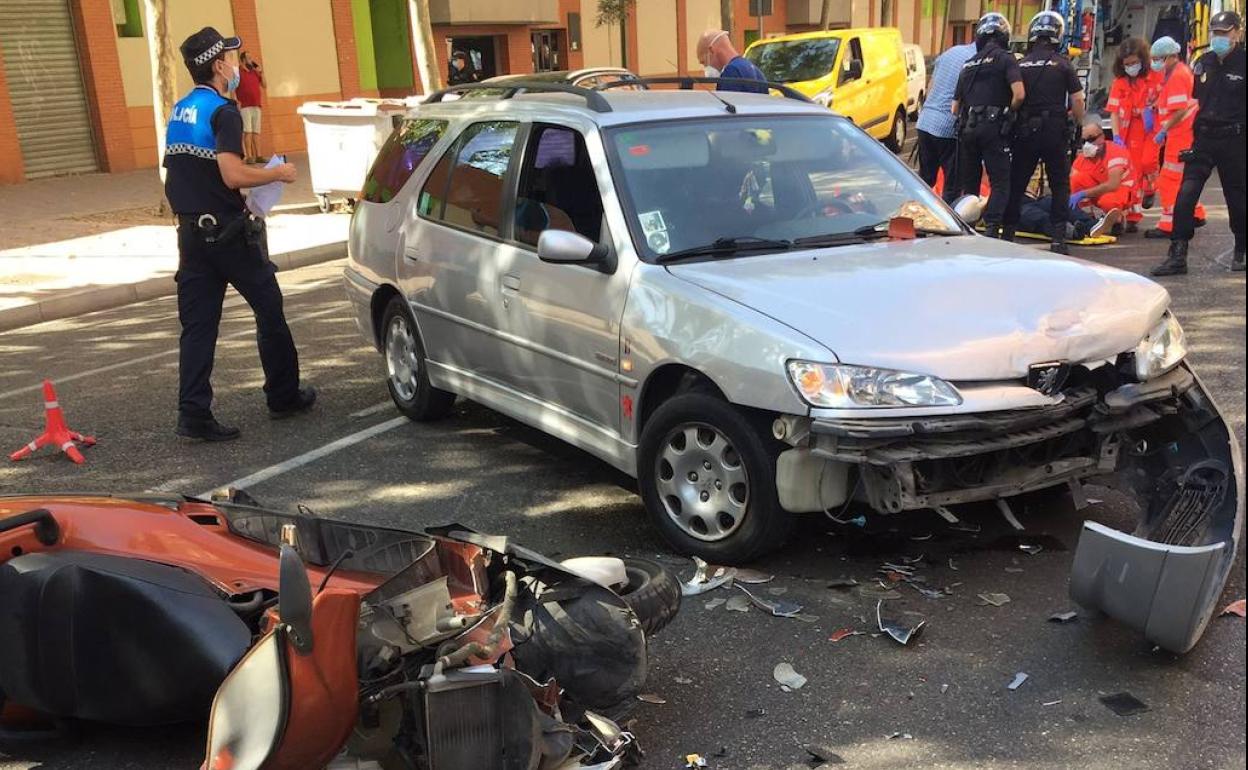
[1082,141,1100,158]
[1124,62,1142,77]
[704,65,721,78]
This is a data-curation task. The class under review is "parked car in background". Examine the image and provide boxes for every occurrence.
[903,43,926,117]
[745,28,909,151]
[344,82,1241,656]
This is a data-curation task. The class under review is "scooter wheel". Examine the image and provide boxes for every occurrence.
[616,558,681,637]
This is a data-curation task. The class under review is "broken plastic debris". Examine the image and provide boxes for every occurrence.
[682,557,735,596]
[803,744,845,765]
[734,568,774,584]
[828,628,863,643]
[1043,699,1063,707]
[886,732,914,740]
[1007,672,1029,690]
[674,677,694,685]
[745,708,766,718]
[827,577,860,590]
[685,755,707,768]
[910,584,947,600]
[1049,610,1078,623]
[1221,599,1246,617]
[949,521,982,534]
[948,558,959,571]
[704,597,726,611]
[1019,543,1043,556]
[876,600,926,645]
[1100,692,1149,716]
[940,684,949,694]
[995,498,1024,531]
[773,662,807,691]
[767,586,788,596]
[725,594,751,612]
[737,584,804,618]
[977,592,1011,607]
[636,694,666,705]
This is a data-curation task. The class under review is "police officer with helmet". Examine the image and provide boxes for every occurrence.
[1153,10,1246,275]
[1002,10,1086,254]
[951,12,1026,238]
[165,27,316,441]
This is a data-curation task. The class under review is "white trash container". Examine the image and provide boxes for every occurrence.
[297,98,407,212]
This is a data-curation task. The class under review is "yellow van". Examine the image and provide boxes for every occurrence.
[745,28,910,151]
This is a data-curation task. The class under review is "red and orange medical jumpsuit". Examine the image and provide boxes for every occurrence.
[1155,61,1205,233]
[1072,141,1136,213]
[1107,70,1161,221]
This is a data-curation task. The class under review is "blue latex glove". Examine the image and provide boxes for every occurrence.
[1154,129,1168,145]
[1142,107,1156,133]
[1069,191,1087,209]
[1113,135,1127,146]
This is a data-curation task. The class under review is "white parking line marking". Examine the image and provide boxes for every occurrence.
[195,416,408,497]
[350,401,393,418]
[0,303,348,402]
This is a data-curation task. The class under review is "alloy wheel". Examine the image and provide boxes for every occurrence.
[654,423,750,542]
[385,315,419,402]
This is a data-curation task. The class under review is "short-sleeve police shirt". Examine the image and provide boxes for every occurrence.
[1192,44,1246,126]
[1018,44,1083,112]
[163,85,246,215]
[955,42,1023,108]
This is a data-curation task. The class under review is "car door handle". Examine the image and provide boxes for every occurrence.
[501,274,521,293]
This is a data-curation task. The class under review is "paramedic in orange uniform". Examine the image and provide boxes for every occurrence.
[1107,37,1161,229]
[1070,119,1135,222]
[1146,35,1205,238]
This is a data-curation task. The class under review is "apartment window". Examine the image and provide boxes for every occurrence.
[568,12,582,51]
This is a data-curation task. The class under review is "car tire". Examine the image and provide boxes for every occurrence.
[380,295,455,421]
[615,558,681,637]
[638,393,792,565]
[885,107,907,153]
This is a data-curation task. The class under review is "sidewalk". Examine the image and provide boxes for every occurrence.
[0,153,349,332]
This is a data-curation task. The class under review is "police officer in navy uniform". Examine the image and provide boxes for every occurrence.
[951,12,1026,239]
[1002,11,1086,254]
[166,28,315,441]
[1154,10,1246,275]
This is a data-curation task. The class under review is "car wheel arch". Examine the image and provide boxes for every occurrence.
[636,365,727,433]
[370,285,408,351]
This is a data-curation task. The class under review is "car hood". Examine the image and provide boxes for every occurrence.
[665,237,1171,381]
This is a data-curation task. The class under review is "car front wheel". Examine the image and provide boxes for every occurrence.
[886,107,907,152]
[638,393,791,564]
[381,296,455,421]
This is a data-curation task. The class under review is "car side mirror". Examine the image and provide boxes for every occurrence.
[841,59,863,83]
[537,230,615,273]
[278,540,314,654]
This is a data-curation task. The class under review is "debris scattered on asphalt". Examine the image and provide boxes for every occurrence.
[948,558,959,571]
[1221,599,1246,617]
[674,677,694,685]
[773,662,808,691]
[1004,567,1025,573]
[828,628,863,643]
[1019,543,1044,556]
[886,732,914,740]
[685,754,708,768]
[859,583,903,601]
[977,592,1011,607]
[704,597,726,611]
[949,521,982,534]
[996,498,1024,531]
[637,693,666,704]
[827,577,860,590]
[876,600,926,645]
[768,586,789,596]
[1043,700,1063,707]
[745,708,766,718]
[803,744,846,765]
[910,584,948,600]
[940,684,949,694]
[735,568,774,584]
[725,594,752,612]
[1100,692,1150,717]
[909,533,933,541]
[738,584,805,618]
[1007,672,1029,691]
[682,557,735,596]
[1049,610,1079,623]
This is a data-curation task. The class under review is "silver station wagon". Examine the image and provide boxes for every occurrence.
[345,82,1241,653]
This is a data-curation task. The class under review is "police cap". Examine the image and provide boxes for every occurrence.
[1210,10,1241,32]
[180,27,242,69]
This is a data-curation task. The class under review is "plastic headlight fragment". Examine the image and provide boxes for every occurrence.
[787,362,963,408]
[1134,312,1187,381]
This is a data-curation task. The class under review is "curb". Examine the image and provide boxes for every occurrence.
[0,241,345,334]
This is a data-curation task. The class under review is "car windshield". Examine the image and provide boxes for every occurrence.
[605,115,962,262]
[746,38,841,83]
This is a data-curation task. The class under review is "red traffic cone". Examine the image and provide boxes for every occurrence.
[9,380,96,465]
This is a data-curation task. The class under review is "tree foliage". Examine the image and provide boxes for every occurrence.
[596,0,635,27]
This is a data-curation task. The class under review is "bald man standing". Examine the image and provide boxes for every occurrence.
[697,29,769,93]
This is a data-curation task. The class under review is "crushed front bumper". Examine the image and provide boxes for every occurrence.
[792,363,1242,653]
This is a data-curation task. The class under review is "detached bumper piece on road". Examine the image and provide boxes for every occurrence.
[800,363,1242,653]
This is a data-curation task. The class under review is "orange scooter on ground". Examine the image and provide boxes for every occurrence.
[0,492,679,769]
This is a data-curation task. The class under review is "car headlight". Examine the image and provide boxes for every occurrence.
[787,361,963,408]
[1134,312,1187,380]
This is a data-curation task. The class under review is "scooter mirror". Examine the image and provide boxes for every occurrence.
[278,543,314,655]
[951,194,986,226]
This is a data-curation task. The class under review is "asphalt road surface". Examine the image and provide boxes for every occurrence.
[1,214,1244,769]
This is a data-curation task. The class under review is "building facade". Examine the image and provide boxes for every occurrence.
[0,0,1032,184]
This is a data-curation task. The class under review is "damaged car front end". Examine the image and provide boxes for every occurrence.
[770,317,1241,654]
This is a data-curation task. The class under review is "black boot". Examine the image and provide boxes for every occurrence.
[269,385,318,419]
[1151,240,1189,276]
[985,223,1002,239]
[1232,250,1246,272]
[176,415,242,442]
[1001,225,1017,242]
[1050,230,1069,255]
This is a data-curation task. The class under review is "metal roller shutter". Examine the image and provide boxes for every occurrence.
[0,0,99,178]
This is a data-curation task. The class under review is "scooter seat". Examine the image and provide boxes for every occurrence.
[0,551,250,726]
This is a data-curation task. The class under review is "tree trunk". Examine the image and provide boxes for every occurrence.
[819,0,834,29]
[720,0,733,33]
[408,0,442,94]
[141,0,176,210]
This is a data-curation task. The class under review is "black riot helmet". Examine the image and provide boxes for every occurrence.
[1028,10,1066,44]
[976,12,1012,49]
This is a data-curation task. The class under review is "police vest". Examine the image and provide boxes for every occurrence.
[165,85,230,160]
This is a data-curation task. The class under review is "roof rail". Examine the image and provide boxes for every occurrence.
[425,81,613,113]
[595,76,813,104]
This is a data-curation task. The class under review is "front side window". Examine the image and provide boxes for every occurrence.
[513,125,604,247]
[746,38,841,83]
[840,38,864,84]
[606,115,961,262]
[362,119,448,204]
[438,121,520,237]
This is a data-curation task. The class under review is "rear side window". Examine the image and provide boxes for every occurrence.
[361,118,448,203]
[440,121,520,238]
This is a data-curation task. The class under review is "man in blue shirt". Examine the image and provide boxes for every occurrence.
[916,40,977,201]
[697,29,769,93]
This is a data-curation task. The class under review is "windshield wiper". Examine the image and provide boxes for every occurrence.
[656,236,793,263]
[794,222,963,249]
